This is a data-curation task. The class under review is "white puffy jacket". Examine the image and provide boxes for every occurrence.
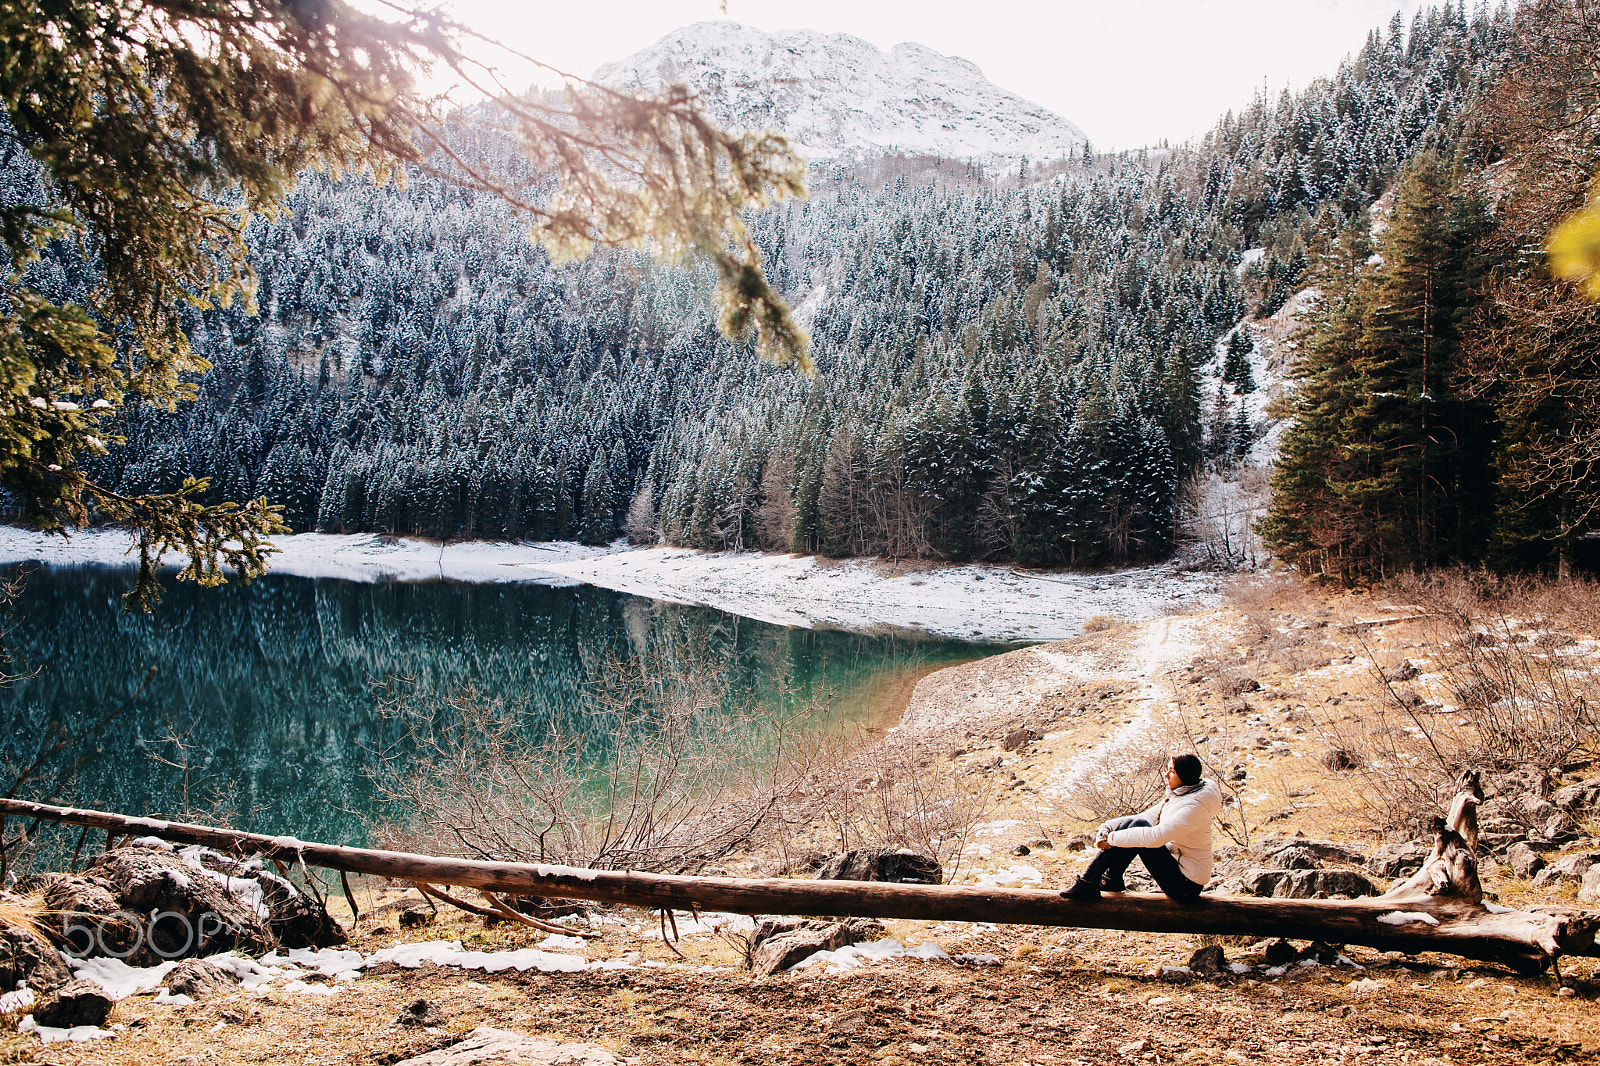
[1103,779,1224,885]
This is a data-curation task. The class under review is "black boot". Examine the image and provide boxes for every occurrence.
[1060,876,1101,900]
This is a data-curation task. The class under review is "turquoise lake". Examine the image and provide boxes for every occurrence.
[0,564,997,851]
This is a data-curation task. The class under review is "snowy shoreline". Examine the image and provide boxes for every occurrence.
[0,527,1223,643]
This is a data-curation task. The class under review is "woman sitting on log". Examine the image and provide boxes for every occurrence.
[1061,753,1221,901]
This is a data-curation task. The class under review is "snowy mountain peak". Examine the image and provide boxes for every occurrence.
[594,22,1088,170]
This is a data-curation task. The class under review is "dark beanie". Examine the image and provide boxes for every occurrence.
[1171,753,1203,787]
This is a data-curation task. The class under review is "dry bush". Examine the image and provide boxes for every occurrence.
[1082,615,1119,634]
[1224,571,1320,635]
[1317,573,1600,832]
[786,734,989,881]
[1058,746,1170,825]
[370,646,827,875]
[1390,571,1600,769]
[371,640,989,881]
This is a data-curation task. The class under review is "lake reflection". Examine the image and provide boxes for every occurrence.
[0,565,992,848]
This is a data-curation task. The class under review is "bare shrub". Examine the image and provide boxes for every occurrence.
[791,734,988,881]
[1081,615,1118,634]
[370,639,989,882]
[1178,466,1271,570]
[1059,747,1170,825]
[1387,571,1600,770]
[370,645,826,875]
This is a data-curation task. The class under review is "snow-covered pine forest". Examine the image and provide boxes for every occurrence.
[30,6,1509,566]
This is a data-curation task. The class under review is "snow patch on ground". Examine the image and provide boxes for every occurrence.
[789,938,950,973]
[0,528,1222,643]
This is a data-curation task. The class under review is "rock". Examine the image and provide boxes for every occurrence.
[1011,844,1031,857]
[256,872,346,948]
[1026,838,1054,850]
[396,998,446,1028]
[750,918,883,976]
[1187,944,1226,974]
[41,876,126,957]
[1544,812,1583,844]
[1482,768,1553,800]
[1278,869,1377,899]
[393,1027,624,1066]
[814,847,941,885]
[0,923,71,997]
[1262,846,1327,871]
[162,959,240,999]
[398,905,437,929]
[1262,938,1299,967]
[1240,869,1289,897]
[1383,660,1419,682]
[1065,833,1094,852]
[1554,779,1600,812]
[181,850,345,949]
[1255,839,1371,873]
[1532,852,1600,889]
[74,845,272,964]
[1579,868,1600,905]
[1507,842,1547,880]
[32,978,114,1028]
[1367,841,1430,879]
[1003,728,1039,752]
[1300,941,1344,964]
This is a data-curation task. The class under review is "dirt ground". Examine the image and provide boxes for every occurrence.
[8,577,1600,1065]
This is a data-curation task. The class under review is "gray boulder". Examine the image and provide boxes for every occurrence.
[1544,812,1583,844]
[74,845,271,965]
[814,847,941,884]
[1367,841,1430,879]
[1239,868,1375,899]
[1506,842,1547,880]
[1580,867,1600,905]
[0,924,71,996]
[1276,869,1377,899]
[162,958,240,999]
[1533,852,1600,889]
[1239,869,1289,897]
[1554,779,1600,812]
[749,917,884,976]
[394,1027,624,1066]
[1261,840,1369,871]
[44,843,345,964]
[32,978,113,1029]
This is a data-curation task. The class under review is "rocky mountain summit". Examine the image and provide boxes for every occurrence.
[594,21,1088,169]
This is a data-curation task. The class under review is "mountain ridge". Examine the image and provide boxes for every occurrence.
[593,21,1089,170]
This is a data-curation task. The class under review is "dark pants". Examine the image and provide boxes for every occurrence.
[1084,816,1204,901]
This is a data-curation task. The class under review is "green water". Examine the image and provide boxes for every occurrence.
[0,565,996,848]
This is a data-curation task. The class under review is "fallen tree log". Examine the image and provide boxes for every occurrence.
[1,797,1594,975]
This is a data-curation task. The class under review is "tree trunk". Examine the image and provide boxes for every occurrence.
[2,797,1594,974]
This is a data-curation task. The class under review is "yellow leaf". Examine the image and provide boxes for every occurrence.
[1547,199,1600,300]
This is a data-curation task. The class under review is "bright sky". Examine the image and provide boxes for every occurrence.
[429,0,1426,151]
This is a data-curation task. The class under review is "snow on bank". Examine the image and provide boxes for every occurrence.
[520,547,1222,643]
[0,527,1223,643]
[0,526,617,585]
